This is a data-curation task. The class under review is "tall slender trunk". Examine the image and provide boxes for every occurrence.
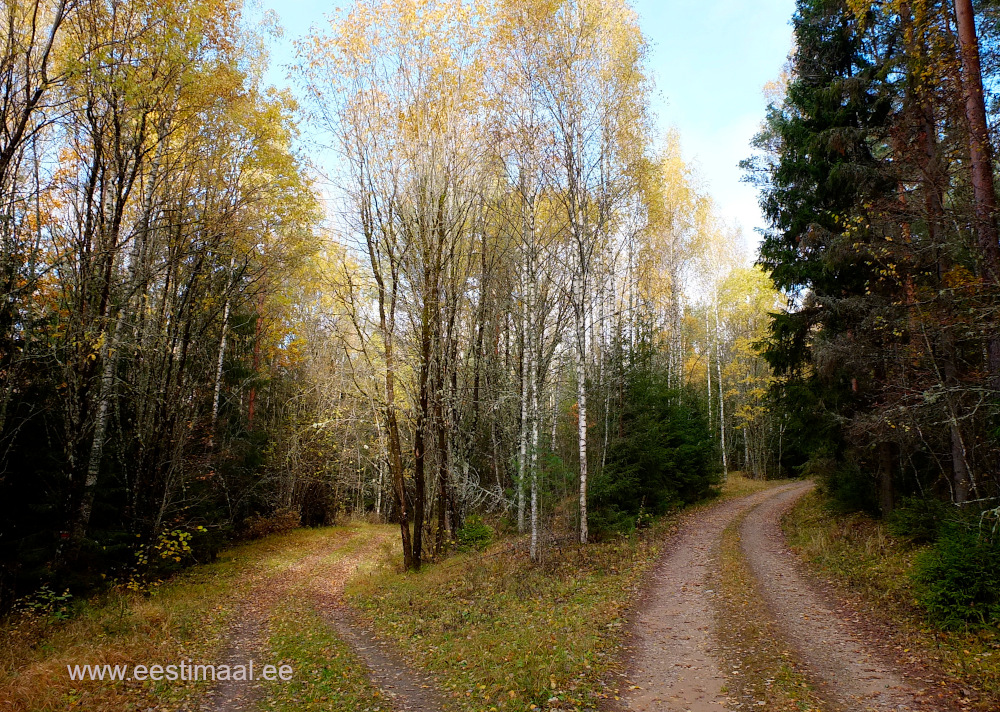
[386,340,410,568]
[575,272,588,544]
[706,311,712,429]
[435,383,449,554]
[954,0,1000,388]
[955,0,1000,283]
[944,355,976,502]
[209,256,236,450]
[518,263,528,533]
[528,256,540,562]
[72,320,118,544]
[550,388,557,453]
[714,299,727,478]
[413,296,432,570]
[247,292,264,426]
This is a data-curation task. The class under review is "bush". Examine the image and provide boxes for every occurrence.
[241,508,301,539]
[455,515,493,551]
[914,520,1000,628]
[15,584,73,621]
[887,497,952,544]
[816,455,878,515]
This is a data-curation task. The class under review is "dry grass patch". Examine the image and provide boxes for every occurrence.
[347,527,674,712]
[716,472,785,500]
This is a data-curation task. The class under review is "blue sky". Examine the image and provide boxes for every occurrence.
[253,0,796,247]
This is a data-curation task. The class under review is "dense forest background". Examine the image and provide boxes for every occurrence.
[3,0,1000,619]
[747,0,1000,516]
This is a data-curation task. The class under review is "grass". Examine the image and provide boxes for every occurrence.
[0,526,355,712]
[713,511,824,712]
[784,489,1000,711]
[259,597,388,712]
[716,471,785,500]
[345,473,780,712]
[348,535,659,711]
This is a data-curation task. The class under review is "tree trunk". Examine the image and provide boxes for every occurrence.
[248,292,264,426]
[955,0,1000,282]
[529,260,540,562]
[954,0,1000,390]
[575,274,589,545]
[714,299,727,478]
[386,353,411,569]
[518,264,528,533]
[878,441,896,516]
[209,256,236,450]
[413,304,431,570]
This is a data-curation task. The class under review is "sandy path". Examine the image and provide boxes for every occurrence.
[204,533,355,712]
[740,483,937,712]
[619,483,802,711]
[308,532,448,712]
[203,526,446,712]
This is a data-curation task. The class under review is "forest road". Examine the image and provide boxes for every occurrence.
[202,531,357,712]
[618,482,803,711]
[741,484,934,711]
[618,480,938,712]
[308,536,449,712]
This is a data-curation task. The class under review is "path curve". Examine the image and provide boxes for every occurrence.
[204,527,446,712]
[619,483,802,711]
[741,483,935,712]
[309,532,448,712]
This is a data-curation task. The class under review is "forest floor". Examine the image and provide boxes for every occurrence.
[1,478,983,712]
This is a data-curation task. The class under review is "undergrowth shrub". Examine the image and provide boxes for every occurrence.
[816,455,878,515]
[14,584,73,622]
[914,519,1000,628]
[591,368,717,537]
[241,508,301,539]
[887,497,952,544]
[455,515,493,551]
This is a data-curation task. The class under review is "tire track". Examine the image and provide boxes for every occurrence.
[740,483,941,711]
[308,532,448,712]
[203,526,446,712]
[618,483,802,711]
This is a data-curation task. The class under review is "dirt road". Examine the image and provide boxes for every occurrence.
[620,481,941,712]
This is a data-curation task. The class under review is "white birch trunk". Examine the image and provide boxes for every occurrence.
[575,271,589,544]
[529,271,540,562]
[518,262,528,533]
[209,257,236,449]
[706,311,712,430]
[714,300,727,478]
